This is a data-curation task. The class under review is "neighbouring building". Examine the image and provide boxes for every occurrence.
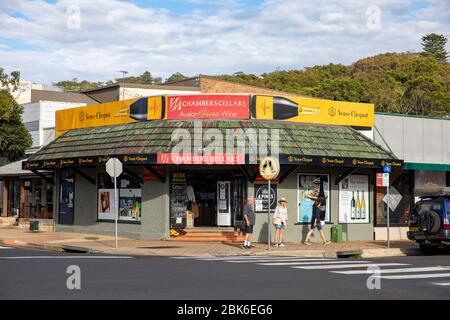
[372,113,450,240]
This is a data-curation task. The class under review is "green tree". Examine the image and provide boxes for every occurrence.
[0,89,32,161]
[311,78,367,102]
[0,68,21,91]
[166,72,188,83]
[421,33,449,64]
[54,78,101,91]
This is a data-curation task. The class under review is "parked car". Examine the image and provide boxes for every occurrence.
[407,188,450,255]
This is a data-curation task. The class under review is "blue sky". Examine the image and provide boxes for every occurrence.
[0,0,448,84]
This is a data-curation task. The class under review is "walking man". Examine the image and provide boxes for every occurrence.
[243,196,256,249]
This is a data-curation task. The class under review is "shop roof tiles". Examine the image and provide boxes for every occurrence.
[27,119,397,162]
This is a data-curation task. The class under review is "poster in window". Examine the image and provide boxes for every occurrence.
[254,183,277,213]
[119,189,142,221]
[297,174,330,223]
[59,169,75,225]
[339,175,369,224]
[98,189,117,220]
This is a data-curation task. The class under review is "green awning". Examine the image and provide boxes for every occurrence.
[403,162,450,172]
[23,119,401,170]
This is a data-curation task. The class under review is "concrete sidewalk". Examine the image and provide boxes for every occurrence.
[0,228,420,258]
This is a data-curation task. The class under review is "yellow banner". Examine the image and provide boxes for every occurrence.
[55,96,165,137]
[251,95,374,127]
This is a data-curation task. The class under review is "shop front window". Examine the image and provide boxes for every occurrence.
[297,174,330,223]
[97,173,141,222]
[375,171,412,226]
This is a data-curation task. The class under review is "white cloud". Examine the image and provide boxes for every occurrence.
[0,0,448,84]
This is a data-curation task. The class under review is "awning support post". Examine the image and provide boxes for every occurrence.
[335,167,359,185]
[30,170,54,185]
[73,168,95,185]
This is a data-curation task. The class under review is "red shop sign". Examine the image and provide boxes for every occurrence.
[157,153,245,165]
[166,95,249,120]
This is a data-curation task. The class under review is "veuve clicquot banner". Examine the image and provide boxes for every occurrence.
[56,94,375,137]
[55,96,165,137]
[250,95,374,127]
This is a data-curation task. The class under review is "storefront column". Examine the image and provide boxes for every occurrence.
[2,181,7,217]
[20,180,25,218]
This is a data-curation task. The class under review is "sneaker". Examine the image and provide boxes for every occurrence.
[242,245,248,249]
[324,241,331,245]
[303,241,311,246]
[273,243,279,247]
[278,243,285,247]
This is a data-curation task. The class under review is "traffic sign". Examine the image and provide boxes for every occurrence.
[259,157,280,181]
[383,165,392,173]
[106,158,123,178]
[376,173,389,187]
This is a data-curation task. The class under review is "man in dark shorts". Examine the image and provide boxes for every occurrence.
[243,196,256,249]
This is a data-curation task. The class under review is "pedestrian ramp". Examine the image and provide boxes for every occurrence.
[171,255,450,287]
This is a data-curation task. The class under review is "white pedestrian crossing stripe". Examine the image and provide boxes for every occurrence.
[0,246,11,249]
[226,258,336,263]
[292,263,408,270]
[171,255,450,287]
[432,282,450,286]
[376,273,450,280]
[258,260,370,266]
[332,266,450,275]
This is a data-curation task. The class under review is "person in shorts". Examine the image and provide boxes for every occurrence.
[303,197,330,245]
[243,196,256,249]
[273,197,288,247]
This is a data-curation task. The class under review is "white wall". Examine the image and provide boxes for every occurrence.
[374,114,450,165]
[22,100,87,148]
[119,87,200,100]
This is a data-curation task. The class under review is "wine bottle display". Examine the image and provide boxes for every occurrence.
[251,96,321,120]
[350,191,356,220]
[355,190,361,219]
[361,191,366,220]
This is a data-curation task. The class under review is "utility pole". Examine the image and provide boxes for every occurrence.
[119,70,128,100]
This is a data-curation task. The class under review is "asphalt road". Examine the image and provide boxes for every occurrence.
[0,246,449,300]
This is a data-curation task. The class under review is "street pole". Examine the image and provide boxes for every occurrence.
[114,168,118,249]
[268,179,271,250]
[387,183,390,249]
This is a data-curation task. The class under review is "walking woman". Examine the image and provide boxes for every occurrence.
[273,197,288,247]
[303,196,331,245]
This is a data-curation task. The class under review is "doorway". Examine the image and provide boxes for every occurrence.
[171,171,247,228]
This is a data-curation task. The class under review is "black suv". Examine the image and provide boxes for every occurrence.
[407,191,450,255]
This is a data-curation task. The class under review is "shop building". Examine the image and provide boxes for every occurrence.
[21,93,402,242]
[372,113,450,240]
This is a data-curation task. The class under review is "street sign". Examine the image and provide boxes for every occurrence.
[106,158,123,178]
[383,165,392,173]
[376,173,389,187]
[105,158,122,249]
[259,157,280,181]
[259,156,280,251]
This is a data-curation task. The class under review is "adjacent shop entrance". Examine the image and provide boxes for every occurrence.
[170,170,247,229]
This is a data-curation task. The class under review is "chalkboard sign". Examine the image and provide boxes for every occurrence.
[170,183,188,228]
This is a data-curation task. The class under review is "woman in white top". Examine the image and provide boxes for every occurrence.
[273,197,288,247]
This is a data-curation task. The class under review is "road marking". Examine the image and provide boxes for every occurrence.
[432,282,450,286]
[332,266,450,275]
[0,256,134,260]
[225,258,336,263]
[196,256,307,261]
[0,246,12,249]
[293,263,408,270]
[376,273,450,280]
[258,260,368,266]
